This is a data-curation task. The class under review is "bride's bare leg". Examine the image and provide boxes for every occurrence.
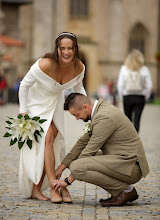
[44,122,62,203]
[31,170,49,201]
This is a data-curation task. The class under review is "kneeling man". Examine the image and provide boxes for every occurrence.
[52,93,149,206]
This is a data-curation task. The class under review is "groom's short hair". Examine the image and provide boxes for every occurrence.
[64,93,91,110]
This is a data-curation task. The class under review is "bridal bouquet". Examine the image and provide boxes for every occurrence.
[3,114,47,150]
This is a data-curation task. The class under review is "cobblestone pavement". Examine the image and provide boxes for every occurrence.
[0,103,160,220]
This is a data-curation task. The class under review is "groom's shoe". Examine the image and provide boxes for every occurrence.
[99,196,113,203]
[101,187,139,207]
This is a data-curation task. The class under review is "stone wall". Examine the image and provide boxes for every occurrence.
[1,0,159,96]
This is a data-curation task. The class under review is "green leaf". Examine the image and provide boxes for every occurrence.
[3,132,12,137]
[35,130,41,137]
[18,141,25,150]
[7,116,14,120]
[5,120,12,125]
[17,114,23,119]
[10,138,17,146]
[32,116,40,121]
[34,133,38,142]
[24,114,30,120]
[27,139,32,149]
[5,127,11,129]
[40,127,44,132]
[39,119,47,124]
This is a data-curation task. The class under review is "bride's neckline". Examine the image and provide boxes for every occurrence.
[37,58,85,86]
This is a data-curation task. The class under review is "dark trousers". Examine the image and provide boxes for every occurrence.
[123,95,145,133]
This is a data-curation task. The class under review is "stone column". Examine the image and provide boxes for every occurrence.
[32,0,56,61]
[107,0,124,61]
[157,0,160,96]
[56,0,67,36]
[0,0,6,71]
[0,0,8,103]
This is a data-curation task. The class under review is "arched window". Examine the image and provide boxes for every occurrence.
[70,0,89,17]
[129,23,148,55]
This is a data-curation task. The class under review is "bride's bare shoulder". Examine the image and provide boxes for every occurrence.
[39,58,56,74]
[77,60,85,73]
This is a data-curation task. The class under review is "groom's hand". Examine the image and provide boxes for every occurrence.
[51,180,67,191]
[55,164,67,179]
[55,169,62,180]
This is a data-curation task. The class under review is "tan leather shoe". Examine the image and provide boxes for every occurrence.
[101,187,139,207]
[50,190,62,204]
[60,187,72,203]
[51,197,62,204]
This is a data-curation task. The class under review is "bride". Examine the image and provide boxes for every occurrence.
[18,32,86,203]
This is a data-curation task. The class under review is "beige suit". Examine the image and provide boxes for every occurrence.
[62,99,149,196]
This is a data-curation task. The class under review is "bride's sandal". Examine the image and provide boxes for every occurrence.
[50,189,62,204]
[60,187,72,203]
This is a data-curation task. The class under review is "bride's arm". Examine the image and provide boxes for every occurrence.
[19,68,36,114]
[73,81,87,96]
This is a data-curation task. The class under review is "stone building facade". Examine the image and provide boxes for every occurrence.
[1,0,160,97]
[0,0,32,89]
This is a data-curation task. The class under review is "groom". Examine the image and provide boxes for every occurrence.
[52,93,149,206]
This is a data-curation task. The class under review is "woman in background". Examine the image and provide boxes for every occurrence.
[117,49,152,133]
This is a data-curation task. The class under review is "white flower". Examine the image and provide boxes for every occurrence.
[83,123,92,135]
[4,114,47,150]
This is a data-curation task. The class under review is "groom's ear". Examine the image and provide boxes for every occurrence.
[82,104,88,109]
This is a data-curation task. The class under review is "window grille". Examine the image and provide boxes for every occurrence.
[129,23,148,55]
[70,0,89,17]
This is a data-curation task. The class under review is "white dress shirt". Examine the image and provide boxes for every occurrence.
[91,100,98,119]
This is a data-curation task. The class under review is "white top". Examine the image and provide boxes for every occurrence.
[18,58,86,198]
[117,65,152,100]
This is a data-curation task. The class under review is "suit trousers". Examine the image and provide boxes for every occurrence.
[69,156,142,197]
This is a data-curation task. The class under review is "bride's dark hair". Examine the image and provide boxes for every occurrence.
[43,32,80,66]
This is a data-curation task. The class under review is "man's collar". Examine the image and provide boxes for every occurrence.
[91,99,104,120]
[91,100,98,119]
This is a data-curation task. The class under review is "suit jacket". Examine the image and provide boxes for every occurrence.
[62,99,149,177]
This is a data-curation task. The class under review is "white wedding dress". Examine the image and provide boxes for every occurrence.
[18,58,86,198]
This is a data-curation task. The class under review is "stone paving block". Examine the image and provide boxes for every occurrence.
[67,213,83,219]
[154,216,160,219]
[44,217,60,220]
[82,216,95,220]
[58,208,82,215]
[83,207,96,215]
[69,217,82,220]
[57,212,70,218]
[96,215,110,220]
[3,217,30,220]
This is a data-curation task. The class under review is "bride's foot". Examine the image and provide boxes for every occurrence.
[50,189,62,203]
[31,190,49,201]
[60,187,72,203]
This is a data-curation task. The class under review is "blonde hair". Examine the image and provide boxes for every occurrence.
[125,49,144,71]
